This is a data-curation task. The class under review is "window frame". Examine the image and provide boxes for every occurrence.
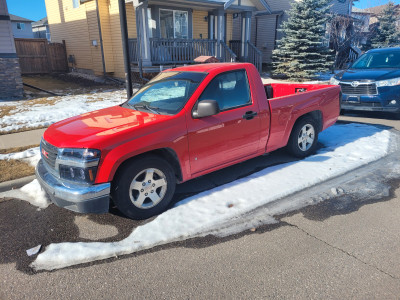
[193,69,252,115]
[72,0,80,9]
[16,23,25,30]
[159,8,189,39]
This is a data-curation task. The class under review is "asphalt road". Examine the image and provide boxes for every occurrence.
[0,111,399,299]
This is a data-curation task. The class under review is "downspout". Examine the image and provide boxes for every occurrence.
[118,0,133,99]
[274,14,279,49]
[95,0,107,76]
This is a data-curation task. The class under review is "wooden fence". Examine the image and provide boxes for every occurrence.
[14,38,68,74]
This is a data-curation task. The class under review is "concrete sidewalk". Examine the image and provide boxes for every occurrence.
[0,128,45,149]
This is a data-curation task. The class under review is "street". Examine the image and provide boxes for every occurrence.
[1,112,400,299]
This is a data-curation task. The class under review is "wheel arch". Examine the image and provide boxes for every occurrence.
[111,148,183,184]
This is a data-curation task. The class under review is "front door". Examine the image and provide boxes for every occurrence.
[187,69,261,175]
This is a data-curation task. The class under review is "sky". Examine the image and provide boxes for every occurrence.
[6,0,47,22]
[5,0,400,22]
[354,0,400,9]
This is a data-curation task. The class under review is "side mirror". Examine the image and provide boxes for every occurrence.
[192,100,220,118]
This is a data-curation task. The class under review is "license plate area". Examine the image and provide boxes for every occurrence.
[347,96,360,103]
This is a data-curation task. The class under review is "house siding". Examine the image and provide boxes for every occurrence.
[11,21,34,38]
[193,10,208,39]
[45,0,94,73]
[330,0,351,16]
[0,20,16,53]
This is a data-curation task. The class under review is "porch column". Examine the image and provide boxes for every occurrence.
[241,11,252,62]
[135,1,151,66]
[210,9,225,60]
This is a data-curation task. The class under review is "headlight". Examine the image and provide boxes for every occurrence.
[58,148,101,184]
[376,77,400,87]
[329,77,340,85]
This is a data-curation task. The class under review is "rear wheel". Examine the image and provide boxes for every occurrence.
[287,117,319,158]
[111,155,176,220]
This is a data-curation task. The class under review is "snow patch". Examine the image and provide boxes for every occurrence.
[0,179,50,209]
[28,123,393,271]
[0,89,133,133]
[0,147,40,167]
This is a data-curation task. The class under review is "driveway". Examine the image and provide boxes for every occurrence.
[0,112,399,299]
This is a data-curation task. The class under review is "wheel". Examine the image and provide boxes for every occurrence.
[287,117,319,158]
[111,155,176,220]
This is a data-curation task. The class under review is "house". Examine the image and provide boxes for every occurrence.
[32,17,51,40]
[45,0,271,78]
[0,0,23,99]
[232,0,355,64]
[9,14,34,38]
[351,7,373,47]
[362,3,400,29]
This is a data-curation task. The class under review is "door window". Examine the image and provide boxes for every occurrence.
[160,9,188,39]
[198,70,251,111]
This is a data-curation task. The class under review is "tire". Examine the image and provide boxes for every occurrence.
[287,117,319,158]
[111,155,176,220]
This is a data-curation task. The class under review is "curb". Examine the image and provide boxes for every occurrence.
[0,175,36,193]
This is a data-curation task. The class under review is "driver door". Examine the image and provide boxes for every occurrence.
[187,69,261,175]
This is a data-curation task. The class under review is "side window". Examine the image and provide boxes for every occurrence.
[17,23,25,30]
[198,70,251,111]
[72,0,79,8]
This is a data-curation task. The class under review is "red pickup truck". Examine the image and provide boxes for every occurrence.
[36,63,340,219]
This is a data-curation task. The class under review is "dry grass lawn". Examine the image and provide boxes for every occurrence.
[0,144,39,155]
[0,160,35,182]
[0,144,39,182]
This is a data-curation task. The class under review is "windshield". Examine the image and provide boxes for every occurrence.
[351,51,400,69]
[124,71,207,115]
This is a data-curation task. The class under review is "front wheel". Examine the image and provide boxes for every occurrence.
[111,155,176,220]
[287,117,319,158]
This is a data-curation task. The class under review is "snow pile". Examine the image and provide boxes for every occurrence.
[0,179,50,209]
[28,123,393,271]
[0,89,132,133]
[0,147,40,167]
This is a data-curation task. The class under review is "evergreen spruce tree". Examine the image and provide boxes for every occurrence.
[272,0,333,81]
[370,1,400,47]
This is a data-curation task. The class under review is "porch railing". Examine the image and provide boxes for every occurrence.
[348,45,362,65]
[128,39,138,62]
[229,40,262,73]
[149,38,217,64]
[229,40,241,58]
[220,41,237,62]
[248,42,262,73]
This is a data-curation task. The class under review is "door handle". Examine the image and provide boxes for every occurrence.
[243,111,257,120]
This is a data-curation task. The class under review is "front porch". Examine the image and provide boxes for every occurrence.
[127,0,265,73]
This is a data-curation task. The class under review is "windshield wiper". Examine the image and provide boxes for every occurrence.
[132,103,160,114]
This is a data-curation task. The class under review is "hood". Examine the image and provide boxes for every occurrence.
[336,68,400,81]
[43,105,172,149]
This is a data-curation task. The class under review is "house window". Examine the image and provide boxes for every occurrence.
[72,0,79,9]
[160,9,188,39]
[16,23,25,30]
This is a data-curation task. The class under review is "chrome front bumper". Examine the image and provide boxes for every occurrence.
[35,159,111,213]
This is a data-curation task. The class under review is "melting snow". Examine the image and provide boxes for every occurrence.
[16,123,392,271]
[0,89,131,133]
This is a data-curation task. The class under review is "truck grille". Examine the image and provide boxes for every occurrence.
[40,139,59,170]
[339,82,377,95]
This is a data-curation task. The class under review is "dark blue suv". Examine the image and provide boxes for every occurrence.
[330,47,400,115]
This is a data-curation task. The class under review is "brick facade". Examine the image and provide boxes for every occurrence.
[0,57,23,100]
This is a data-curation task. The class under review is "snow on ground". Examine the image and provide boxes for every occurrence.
[21,123,393,271]
[1,179,50,209]
[0,147,40,167]
[0,89,133,133]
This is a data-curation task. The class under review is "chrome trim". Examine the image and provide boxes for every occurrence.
[36,159,110,203]
[55,157,100,168]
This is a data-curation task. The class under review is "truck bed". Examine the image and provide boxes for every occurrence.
[263,83,341,153]
[264,83,333,99]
